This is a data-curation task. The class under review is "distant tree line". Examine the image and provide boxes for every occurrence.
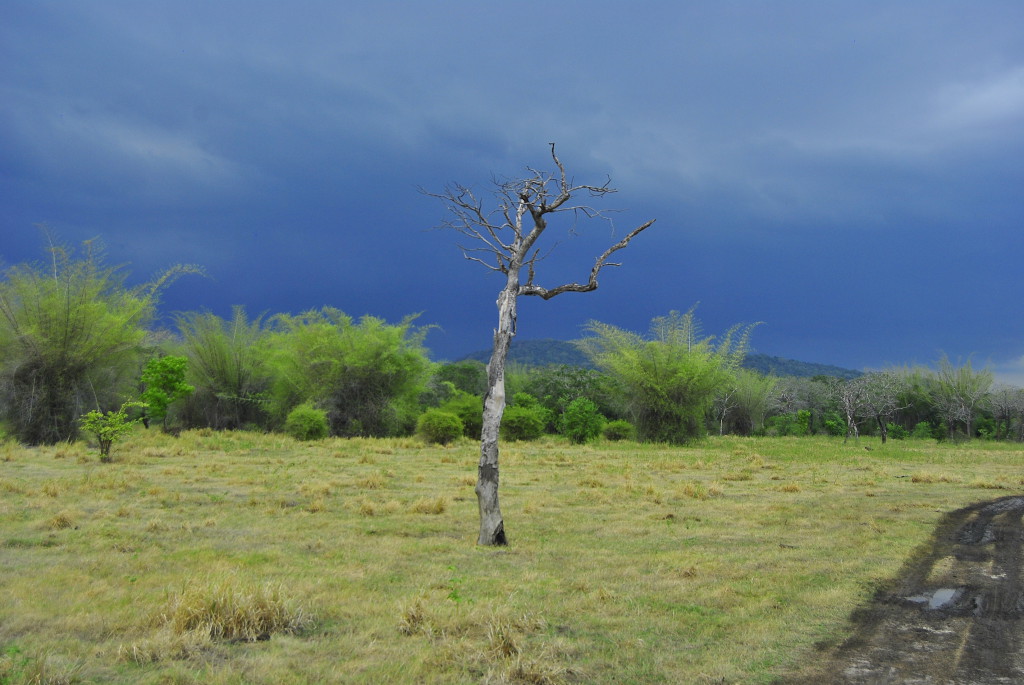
[1,241,1021,447]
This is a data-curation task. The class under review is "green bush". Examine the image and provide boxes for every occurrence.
[79,401,147,462]
[560,397,605,444]
[602,419,636,442]
[911,421,933,439]
[266,309,432,438]
[440,392,484,438]
[579,309,757,444]
[822,411,846,437]
[886,422,909,440]
[284,404,329,441]
[765,410,810,437]
[501,405,545,441]
[511,392,556,433]
[416,409,464,445]
[975,416,997,439]
[177,307,271,431]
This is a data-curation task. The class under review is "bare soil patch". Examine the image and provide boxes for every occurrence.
[784,495,1024,684]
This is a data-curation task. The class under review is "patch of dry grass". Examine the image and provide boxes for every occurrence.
[1,429,1022,683]
[156,574,313,643]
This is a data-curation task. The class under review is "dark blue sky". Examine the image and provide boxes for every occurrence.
[2,2,1023,382]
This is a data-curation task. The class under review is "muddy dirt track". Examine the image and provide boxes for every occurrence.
[783,495,1024,684]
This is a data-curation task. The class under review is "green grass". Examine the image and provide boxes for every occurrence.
[0,430,1021,683]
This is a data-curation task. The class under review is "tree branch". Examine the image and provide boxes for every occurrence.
[519,218,656,300]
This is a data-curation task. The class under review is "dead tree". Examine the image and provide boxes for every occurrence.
[428,144,654,545]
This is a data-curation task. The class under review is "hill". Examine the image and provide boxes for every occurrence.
[742,353,862,380]
[457,338,861,379]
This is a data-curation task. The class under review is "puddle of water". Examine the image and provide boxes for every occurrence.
[905,588,960,609]
[928,588,958,609]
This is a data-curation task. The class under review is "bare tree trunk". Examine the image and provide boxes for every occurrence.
[429,145,654,546]
[476,274,518,546]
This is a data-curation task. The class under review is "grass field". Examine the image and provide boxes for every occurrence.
[0,430,1021,684]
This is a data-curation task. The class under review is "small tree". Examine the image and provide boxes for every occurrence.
[831,377,870,443]
[80,401,147,462]
[560,397,605,444]
[988,384,1024,441]
[141,355,194,430]
[429,144,654,545]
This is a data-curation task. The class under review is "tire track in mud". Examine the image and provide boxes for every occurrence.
[783,496,1024,684]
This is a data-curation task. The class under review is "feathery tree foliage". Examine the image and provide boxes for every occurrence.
[726,368,778,436]
[580,308,758,444]
[0,238,197,444]
[175,307,272,430]
[266,308,432,437]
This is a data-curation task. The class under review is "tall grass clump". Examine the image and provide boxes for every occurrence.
[159,575,313,642]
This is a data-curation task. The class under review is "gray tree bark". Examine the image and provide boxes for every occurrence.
[428,144,654,545]
[476,277,517,545]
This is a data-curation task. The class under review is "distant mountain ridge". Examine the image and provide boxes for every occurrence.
[457,338,861,379]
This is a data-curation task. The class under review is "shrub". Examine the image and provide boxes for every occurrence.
[266,309,432,438]
[975,416,997,439]
[602,419,636,442]
[440,391,484,438]
[79,401,147,462]
[764,410,811,437]
[501,406,544,441]
[560,397,605,444]
[284,404,329,441]
[579,308,757,444]
[886,422,909,440]
[511,392,556,433]
[823,411,846,437]
[177,307,271,431]
[911,421,933,439]
[416,409,463,445]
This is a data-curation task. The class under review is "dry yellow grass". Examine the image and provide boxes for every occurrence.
[0,430,1020,683]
